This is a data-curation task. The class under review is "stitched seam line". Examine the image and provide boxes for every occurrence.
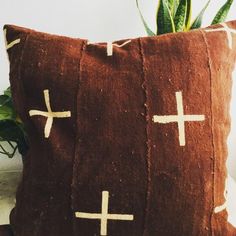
[200,29,215,236]
[138,38,151,236]
[14,31,31,235]
[71,39,87,236]
[16,33,30,121]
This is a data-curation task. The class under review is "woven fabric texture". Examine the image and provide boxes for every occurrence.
[3,21,236,236]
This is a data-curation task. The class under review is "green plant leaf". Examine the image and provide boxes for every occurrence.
[174,0,180,16]
[211,0,234,25]
[0,120,29,156]
[174,0,187,32]
[4,87,11,97]
[0,97,13,109]
[157,0,176,35]
[185,0,192,29]
[167,0,175,16]
[0,86,28,157]
[0,121,20,141]
[0,105,16,120]
[167,0,180,17]
[136,0,156,36]
[0,95,11,106]
[190,0,210,29]
[167,0,174,10]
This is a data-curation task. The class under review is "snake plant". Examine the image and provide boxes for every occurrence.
[136,0,234,36]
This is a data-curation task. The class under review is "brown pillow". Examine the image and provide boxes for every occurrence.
[3,21,236,236]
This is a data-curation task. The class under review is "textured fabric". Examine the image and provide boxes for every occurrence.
[3,21,236,236]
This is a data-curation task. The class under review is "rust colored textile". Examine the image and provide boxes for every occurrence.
[3,21,236,236]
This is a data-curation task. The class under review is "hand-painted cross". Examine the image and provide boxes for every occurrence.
[29,89,71,138]
[87,40,131,56]
[3,29,21,50]
[153,91,205,146]
[204,23,236,49]
[75,191,134,236]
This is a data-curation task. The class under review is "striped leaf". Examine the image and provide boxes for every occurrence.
[167,0,178,16]
[185,0,192,29]
[136,0,156,36]
[0,95,10,106]
[173,0,180,16]
[4,87,11,97]
[167,0,174,10]
[190,0,210,29]
[0,105,16,121]
[211,0,234,25]
[157,0,176,35]
[174,0,188,32]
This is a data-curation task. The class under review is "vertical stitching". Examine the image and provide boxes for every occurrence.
[15,33,30,121]
[13,31,31,235]
[138,38,152,236]
[16,32,30,162]
[71,39,87,236]
[200,29,215,236]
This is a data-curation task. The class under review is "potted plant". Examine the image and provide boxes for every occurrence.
[136,0,233,35]
[0,87,28,159]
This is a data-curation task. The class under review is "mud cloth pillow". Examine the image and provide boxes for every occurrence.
[3,21,236,236]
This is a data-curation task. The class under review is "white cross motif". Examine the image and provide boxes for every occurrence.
[75,191,134,236]
[87,40,131,56]
[3,29,21,50]
[29,89,71,138]
[153,91,205,146]
[204,23,236,49]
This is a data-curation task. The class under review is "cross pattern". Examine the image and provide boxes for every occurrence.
[29,89,71,138]
[75,191,134,236]
[87,40,131,56]
[204,23,236,49]
[3,29,21,50]
[153,91,205,146]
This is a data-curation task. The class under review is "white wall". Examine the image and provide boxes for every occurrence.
[0,0,235,177]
